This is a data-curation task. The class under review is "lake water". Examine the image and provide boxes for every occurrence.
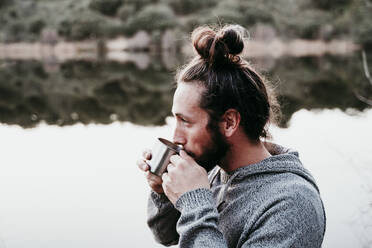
[0,52,371,247]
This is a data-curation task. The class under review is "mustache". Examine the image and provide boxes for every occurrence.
[181,149,196,159]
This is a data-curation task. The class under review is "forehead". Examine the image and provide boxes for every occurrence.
[172,82,206,116]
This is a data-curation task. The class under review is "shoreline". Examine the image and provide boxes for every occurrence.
[0,37,360,63]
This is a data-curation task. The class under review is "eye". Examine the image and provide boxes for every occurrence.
[177,116,190,125]
[175,114,191,125]
[180,117,188,123]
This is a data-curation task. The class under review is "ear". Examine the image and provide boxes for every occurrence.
[220,109,240,138]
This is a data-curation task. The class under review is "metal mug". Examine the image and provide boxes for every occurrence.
[147,138,182,176]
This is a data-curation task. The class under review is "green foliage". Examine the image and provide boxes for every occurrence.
[288,9,332,39]
[29,19,45,34]
[117,3,135,21]
[311,0,353,10]
[205,1,245,27]
[164,0,218,15]
[58,10,122,40]
[240,5,273,26]
[124,4,177,35]
[0,0,11,8]
[6,22,27,42]
[331,0,372,48]
[58,18,102,40]
[127,0,155,11]
[0,0,370,46]
[89,0,123,16]
[350,3,372,48]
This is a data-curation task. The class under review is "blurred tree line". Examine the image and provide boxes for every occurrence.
[0,0,371,48]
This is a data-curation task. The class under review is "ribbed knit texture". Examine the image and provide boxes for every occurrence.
[147,143,326,248]
[175,188,214,212]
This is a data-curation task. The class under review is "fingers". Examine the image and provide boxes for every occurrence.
[179,150,191,159]
[166,162,176,173]
[161,172,171,186]
[169,154,182,165]
[137,149,152,171]
[146,171,163,187]
[138,148,163,193]
[146,171,162,183]
[161,172,168,181]
[161,173,169,195]
[169,151,193,169]
[137,158,149,171]
[142,149,152,160]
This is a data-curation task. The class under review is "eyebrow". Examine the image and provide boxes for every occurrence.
[173,112,191,120]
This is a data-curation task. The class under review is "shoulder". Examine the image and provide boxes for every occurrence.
[236,174,326,247]
[235,171,325,223]
[238,168,321,201]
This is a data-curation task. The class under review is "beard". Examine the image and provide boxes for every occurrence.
[187,120,230,172]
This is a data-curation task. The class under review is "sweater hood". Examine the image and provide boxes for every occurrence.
[211,142,319,192]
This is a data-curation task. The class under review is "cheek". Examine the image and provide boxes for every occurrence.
[188,127,212,154]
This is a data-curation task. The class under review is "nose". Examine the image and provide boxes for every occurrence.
[173,126,186,146]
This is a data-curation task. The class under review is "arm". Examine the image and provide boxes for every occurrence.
[175,188,228,248]
[174,188,325,248]
[137,150,180,246]
[162,152,229,247]
[147,191,180,246]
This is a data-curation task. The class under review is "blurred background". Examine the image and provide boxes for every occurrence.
[0,0,371,247]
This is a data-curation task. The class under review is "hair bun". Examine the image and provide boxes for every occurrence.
[192,27,216,60]
[191,25,245,66]
[219,25,245,55]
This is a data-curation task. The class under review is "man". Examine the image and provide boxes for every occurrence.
[137,25,326,247]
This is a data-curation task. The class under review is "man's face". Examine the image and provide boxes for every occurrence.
[172,82,229,171]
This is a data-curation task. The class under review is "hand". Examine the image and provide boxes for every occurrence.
[162,150,210,204]
[137,149,164,194]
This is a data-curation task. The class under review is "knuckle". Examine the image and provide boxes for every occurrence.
[148,178,159,187]
[149,182,158,189]
[137,160,147,170]
[142,149,152,160]
[161,173,167,180]
[169,155,177,164]
[162,173,171,183]
[167,170,174,178]
[167,163,174,171]
[163,179,170,189]
[146,171,153,180]
[179,160,187,168]
[136,159,142,167]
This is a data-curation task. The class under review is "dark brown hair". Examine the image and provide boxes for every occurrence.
[177,25,280,141]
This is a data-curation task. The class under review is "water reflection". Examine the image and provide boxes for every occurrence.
[0,51,371,128]
[268,54,372,126]
[0,59,174,127]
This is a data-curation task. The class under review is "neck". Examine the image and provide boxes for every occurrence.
[219,136,272,173]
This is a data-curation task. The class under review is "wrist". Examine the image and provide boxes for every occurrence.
[175,188,214,212]
[150,190,170,208]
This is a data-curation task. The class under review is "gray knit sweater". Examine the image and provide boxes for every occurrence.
[147,144,326,247]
